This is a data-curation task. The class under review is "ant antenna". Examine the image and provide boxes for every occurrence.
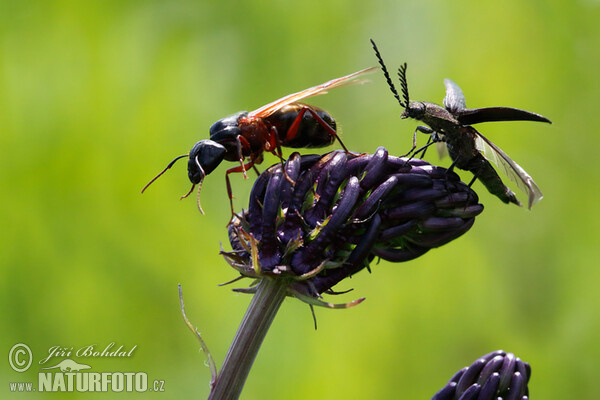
[370,39,407,109]
[141,154,189,193]
[397,63,410,109]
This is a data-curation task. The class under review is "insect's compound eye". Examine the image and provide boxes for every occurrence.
[187,140,226,183]
[404,102,425,119]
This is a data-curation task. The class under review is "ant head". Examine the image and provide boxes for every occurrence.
[209,112,247,142]
[141,140,226,215]
[370,39,411,112]
[187,140,227,184]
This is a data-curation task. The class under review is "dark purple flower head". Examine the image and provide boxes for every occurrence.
[222,147,483,303]
[431,350,531,400]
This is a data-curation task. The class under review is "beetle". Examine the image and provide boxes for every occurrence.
[142,67,377,215]
[371,39,551,209]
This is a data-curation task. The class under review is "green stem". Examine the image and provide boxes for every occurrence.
[208,277,288,400]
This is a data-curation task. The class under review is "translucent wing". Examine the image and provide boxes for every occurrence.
[248,67,378,118]
[473,129,543,209]
[443,78,467,112]
[436,142,448,159]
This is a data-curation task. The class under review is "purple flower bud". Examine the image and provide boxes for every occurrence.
[223,147,483,298]
[431,350,531,400]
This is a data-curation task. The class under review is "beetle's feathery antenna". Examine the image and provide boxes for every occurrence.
[142,154,189,193]
[370,39,407,109]
[397,63,410,108]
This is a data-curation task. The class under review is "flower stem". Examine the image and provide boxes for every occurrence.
[208,277,289,400]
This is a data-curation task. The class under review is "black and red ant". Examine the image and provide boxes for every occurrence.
[142,67,376,215]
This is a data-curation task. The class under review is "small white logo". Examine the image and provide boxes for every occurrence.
[9,343,32,372]
[8,342,164,393]
[39,359,91,372]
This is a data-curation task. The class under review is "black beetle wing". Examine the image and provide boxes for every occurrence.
[470,127,543,209]
[455,107,552,125]
[443,78,467,112]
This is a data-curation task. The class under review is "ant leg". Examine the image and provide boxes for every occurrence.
[180,183,196,200]
[225,159,257,221]
[269,126,295,185]
[252,153,264,177]
[269,126,286,164]
[286,107,349,152]
[235,135,252,179]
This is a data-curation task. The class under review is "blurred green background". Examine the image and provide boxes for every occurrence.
[1,0,599,398]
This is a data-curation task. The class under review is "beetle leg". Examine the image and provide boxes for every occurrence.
[286,106,349,152]
[400,127,438,168]
[416,135,435,159]
[447,158,458,174]
[399,126,419,158]
[437,158,461,209]
[404,137,436,162]
[417,125,435,135]
[463,168,481,207]
[405,125,435,157]
[467,172,478,188]
[402,135,437,168]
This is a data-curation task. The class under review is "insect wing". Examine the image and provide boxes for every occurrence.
[455,107,552,126]
[436,142,448,159]
[472,127,543,209]
[443,78,467,112]
[248,67,378,119]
